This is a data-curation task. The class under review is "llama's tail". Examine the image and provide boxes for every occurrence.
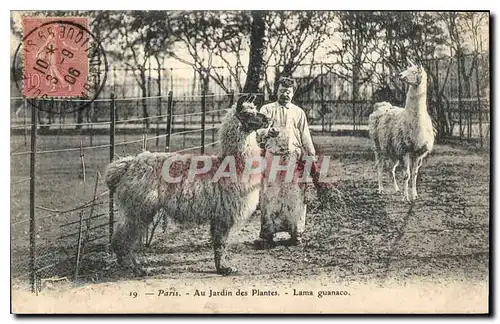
[105,156,135,192]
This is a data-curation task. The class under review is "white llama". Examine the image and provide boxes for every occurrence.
[368,59,435,202]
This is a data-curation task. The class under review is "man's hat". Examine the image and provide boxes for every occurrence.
[277,77,297,90]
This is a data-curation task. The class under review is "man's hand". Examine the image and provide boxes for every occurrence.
[268,127,280,137]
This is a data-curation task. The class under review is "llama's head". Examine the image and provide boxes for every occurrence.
[398,58,427,88]
[218,94,270,158]
[234,94,270,132]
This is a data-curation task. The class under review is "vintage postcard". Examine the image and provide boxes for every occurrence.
[10,10,490,314]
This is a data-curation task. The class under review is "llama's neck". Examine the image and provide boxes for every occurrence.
[404,80,428,117]
[219,115,261,160]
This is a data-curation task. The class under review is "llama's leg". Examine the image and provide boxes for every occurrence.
[257,210,276,249]
[410,158,419,200]
[411,154,426,200]
[290,202,307,246]
[111,210,154,276]
[392,160,400,193]
[211,218,236,275]
[375,152,385,194]
[256,184,277,249]
[111,216,147,276]
[402,153,412,203]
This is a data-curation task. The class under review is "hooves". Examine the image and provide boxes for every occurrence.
[115,261,148,277]
[133,267,148,277]
[251,238,276,250]
[287,235,304,246]
[280,238,303,247]
[216,265,239,276]
[377,188,419,203]
[116,255,148,277]
[402,193,419,204]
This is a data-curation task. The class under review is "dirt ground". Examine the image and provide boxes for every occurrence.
[10,134,490,313]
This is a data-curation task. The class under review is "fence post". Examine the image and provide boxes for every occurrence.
[475,54,483,148]
[212,97,216,147]
[320,63,325,133]
[156,65,162,148]
[24,98,28,147]
[352,82,356,133]
[457,55,463,139]
[201,91,206,154]
[29,99,37,293]
[108,94,116,245]
[74,211,84,279]
[162,91,173,233]
[156,96,162,148]
[170,68,174,92]
[165,91,173,152]
[183,95,187,148]
[435,58,442,137]
[90,101,94,146]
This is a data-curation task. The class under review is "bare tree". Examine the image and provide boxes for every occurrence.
[103,11,175,128]
[326,12,383,128]
[168,11,251,93]
[263,11,336,100]
[367,12,451,136]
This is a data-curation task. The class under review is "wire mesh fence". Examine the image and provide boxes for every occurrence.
[10,90,231,293]
[12,53,490,145]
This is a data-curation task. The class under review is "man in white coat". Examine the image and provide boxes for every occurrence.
[257,77,316,247]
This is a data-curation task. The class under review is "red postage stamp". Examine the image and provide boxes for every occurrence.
[22,17,90,98]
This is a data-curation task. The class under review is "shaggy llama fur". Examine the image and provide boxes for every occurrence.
[104,95,271,276]
[368,61,435,202]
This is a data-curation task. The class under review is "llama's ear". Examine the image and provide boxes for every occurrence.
[236,95,248,111]
[247,94,256,104]
[407,57,416,66]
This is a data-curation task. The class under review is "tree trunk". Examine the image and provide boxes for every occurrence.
[243,10,268,99]
[140,69,149,129]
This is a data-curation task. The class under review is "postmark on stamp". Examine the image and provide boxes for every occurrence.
[12,16,108,113]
